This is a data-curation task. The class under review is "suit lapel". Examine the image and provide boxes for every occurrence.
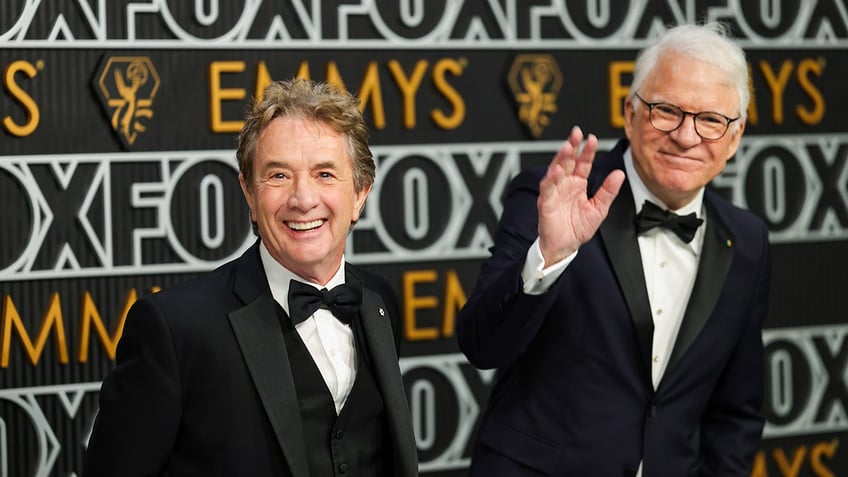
[352,272,418,477]
[598,178,655,384]
[226,252,415,477]
[592,145,737,387]
[666,197,735,372]
[227,245,310,477]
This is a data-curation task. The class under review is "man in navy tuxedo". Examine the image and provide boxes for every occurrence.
[457,23,769,476]
[84,79,418,476]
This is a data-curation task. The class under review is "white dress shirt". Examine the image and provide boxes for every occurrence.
[623,148,706,388]
[259,243,357,414]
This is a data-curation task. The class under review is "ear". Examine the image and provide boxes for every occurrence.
[352,183,372,222]
[725,120,746,161]
[238,173,256,221]
[623,96,636,140]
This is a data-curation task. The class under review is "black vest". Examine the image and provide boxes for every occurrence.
[281,311,392,476]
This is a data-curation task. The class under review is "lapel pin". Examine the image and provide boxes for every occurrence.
[378,307,385,316]
[725,239,733,248]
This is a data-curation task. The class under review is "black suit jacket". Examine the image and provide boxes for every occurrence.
[457,139,770,477]
[84,241,418,477]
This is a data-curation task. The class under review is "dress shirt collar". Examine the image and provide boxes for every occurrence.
[623,147,706,253]
[258,241,347,317]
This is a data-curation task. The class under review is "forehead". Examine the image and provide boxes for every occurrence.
[255,116,349,159]
[641,52,739,113]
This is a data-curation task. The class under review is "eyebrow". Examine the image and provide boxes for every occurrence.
[258,159,343,172]
[636,93,736,117]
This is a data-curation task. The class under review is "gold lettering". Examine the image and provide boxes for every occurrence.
[207,56,469,133]
[759,60,794,125]
[324,61,346,91]
[746,64,758,125]
[388,59,428,129]
[441,270,466,336]
[431,58,465,130]
[295,61,311,79]
[77,290,137,363]
[796,57,825,125]
[209,61,246,133]
[810,439,838,477]
[751,440,842,477]
[254,61,273,103]
[773,445,806,477]
[749,450,768,477]
[357,62,386,129]
[608,61,634,128]
[403,270,439,341]
[3,60,40,136]
[1,293,69,367]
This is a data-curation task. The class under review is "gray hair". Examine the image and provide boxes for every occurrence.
[629,22,749,130]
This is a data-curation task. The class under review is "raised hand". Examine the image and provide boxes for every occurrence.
[537,127,625,265]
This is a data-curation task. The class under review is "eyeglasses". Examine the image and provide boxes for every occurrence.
[633,92,739,140]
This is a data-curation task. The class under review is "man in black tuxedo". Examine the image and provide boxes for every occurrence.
[84,78,419,476]
[457,23,770,476]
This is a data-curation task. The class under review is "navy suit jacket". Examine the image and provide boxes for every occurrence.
[457,139,770,477]
[84,241,418,477]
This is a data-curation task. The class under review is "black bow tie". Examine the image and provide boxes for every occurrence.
[287,279,362,325]
[635,200,704,243]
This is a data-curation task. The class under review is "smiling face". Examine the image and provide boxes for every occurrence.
[239,116,371,284]
[624,51,745,209]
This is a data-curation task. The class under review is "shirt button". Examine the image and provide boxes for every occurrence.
[656,308,663,315]
[338,463,349,473]
[329,349,337,357]
[660,260,667,268]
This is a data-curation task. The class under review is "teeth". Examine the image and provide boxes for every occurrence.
[287,219,323,231]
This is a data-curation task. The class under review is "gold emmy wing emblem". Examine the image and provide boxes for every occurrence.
[95,57,160,148]
[507,55,563,138]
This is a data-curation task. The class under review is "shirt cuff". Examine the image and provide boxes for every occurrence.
[521,238,577,295]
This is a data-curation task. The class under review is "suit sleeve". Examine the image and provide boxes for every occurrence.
[456,168,561,369]
[699,221,771,475]
[83,296,181,476]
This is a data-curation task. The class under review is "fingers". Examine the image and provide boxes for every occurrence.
[591,169,625,215]
[548,126,580,172]
[573,133,597,178]
[549,126,597,178]
[538,161,563,206]
[566,125,585,151]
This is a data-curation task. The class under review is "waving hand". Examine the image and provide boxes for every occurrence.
[537,127,625,265]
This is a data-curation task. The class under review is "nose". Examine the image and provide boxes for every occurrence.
[287,176,319,211]
[669,113,701,148]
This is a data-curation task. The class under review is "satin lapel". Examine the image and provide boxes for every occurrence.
[598,179,655,381]
[666,199,734,372]
[356,286,418,476]
[228,292,310,477]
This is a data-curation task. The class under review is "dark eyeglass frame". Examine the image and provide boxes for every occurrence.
[632,92,740,140]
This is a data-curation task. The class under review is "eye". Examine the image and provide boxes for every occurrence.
[316,168,340,180]
[698,113,726,126]
[654,103,681,117]
[266,170,289,183]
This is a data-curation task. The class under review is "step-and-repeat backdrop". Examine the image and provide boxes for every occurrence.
[1,2,846,476]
